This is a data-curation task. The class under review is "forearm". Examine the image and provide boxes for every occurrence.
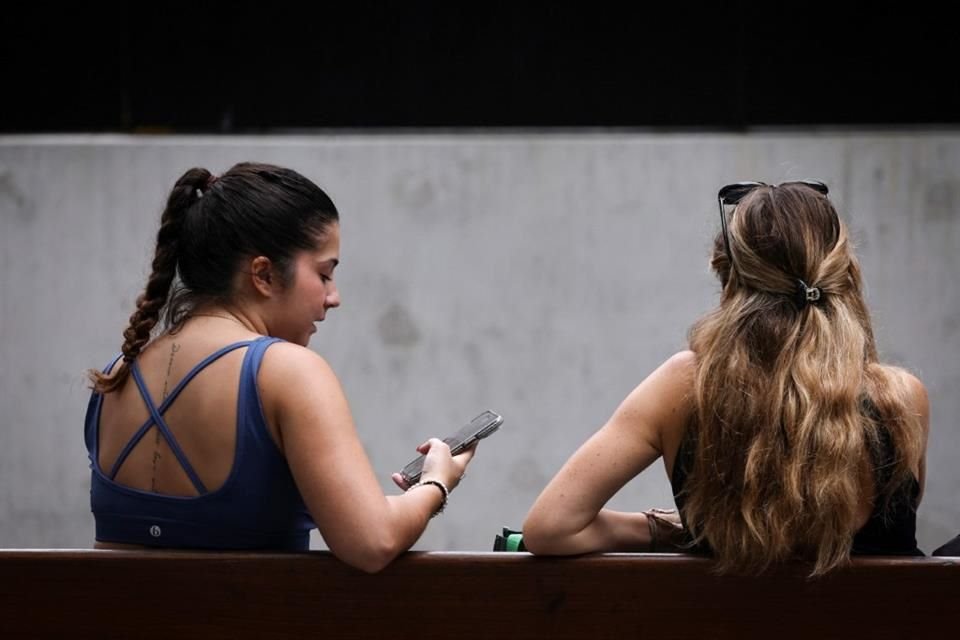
[378,484,446,558]
[524,509,652,555]
[320,484,444,574]
[389,482,445,529]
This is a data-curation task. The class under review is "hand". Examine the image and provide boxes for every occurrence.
[643,508,687,552]
[391,438,477,491]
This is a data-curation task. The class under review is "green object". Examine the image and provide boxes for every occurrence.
[505,533,524,552]
[493,527,527,552]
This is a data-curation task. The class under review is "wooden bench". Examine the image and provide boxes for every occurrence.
[1,550,956,638]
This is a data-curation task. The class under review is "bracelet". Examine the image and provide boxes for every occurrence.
[643,508,684,553]
[408,479,449,517]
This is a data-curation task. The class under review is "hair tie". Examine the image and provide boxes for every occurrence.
[195,175,218,200]
[796,279,823,308]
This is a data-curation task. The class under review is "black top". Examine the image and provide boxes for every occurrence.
[932,534,960,557]
[670,422,923,557]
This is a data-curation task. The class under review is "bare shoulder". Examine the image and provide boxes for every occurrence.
[902,371,930,439]
[661,349,697,379]
[615,350,697,437]
[251,342,357,448]
[260,341,337,379]
[877,364,929,420]
[637,350,697,401]
[257,342,345,409]
[902,371,929,414]
[642,349,697,401]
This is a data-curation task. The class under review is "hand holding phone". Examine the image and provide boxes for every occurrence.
[397,410,503,486]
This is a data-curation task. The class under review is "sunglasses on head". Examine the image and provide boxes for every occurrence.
[717,180,829,270]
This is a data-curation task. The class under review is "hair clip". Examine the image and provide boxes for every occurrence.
[796,279,822,307]
[195,188,203,199]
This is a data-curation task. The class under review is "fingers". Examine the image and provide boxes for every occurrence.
[391,472,411,491]
[453,441,478,465]
[417,437,448,454]
[411,438,481,490]
[645,507,681,526]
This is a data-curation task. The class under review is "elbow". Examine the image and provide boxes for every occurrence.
[351,552,395,575]
[523,506,592,556]
[520,533,549,556]
[521,515,560,556]
[335,533,403,574]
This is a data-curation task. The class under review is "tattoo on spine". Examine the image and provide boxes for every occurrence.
[151,342,180,491]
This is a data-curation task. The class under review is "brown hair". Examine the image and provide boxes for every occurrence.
[684,184,922,575]
[90,162,338,393]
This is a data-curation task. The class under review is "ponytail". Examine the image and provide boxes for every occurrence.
[89,168,212,393]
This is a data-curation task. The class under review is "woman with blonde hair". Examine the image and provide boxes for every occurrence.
[523,181,929,575]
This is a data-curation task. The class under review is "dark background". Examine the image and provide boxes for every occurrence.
[3,2,956,132]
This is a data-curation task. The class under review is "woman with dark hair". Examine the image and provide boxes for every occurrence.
[523,181,929,575]
[85,162,474,572]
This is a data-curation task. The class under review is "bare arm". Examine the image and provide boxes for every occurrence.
[261,344,472,573]
[522,351,696,555]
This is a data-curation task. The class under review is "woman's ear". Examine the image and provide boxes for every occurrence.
[249,256,276,297]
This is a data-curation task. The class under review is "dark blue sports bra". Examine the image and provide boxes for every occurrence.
[84,336,315,550]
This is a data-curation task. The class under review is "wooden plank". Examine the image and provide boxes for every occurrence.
[1,551,957,639]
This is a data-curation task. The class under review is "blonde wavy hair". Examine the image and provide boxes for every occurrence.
[684,183,923,576]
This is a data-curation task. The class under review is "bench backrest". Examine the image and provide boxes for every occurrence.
[1,550,956,638]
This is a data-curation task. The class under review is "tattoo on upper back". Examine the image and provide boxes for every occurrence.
[152,342,180,491]
[161,342,180,401]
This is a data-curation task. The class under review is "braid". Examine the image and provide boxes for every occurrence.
[89,168,211,393]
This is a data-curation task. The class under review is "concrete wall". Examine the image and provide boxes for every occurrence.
[1,133,957,553]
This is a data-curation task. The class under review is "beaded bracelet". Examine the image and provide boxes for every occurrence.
[408,479,449,517]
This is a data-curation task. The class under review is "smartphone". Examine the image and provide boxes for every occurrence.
[399,410,504,485]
